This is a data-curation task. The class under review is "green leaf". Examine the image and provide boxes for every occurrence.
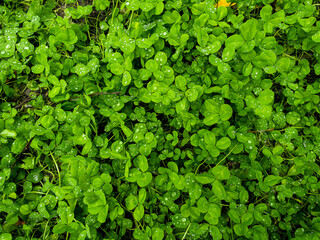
[138,188,147,205]
[172,214,190,228]
[209,226,222,240]
[155,1,164,15]
[189,183,202,199]
[138,155,149,172]
[58,204,74,224]
[0,129,17,138]
[269,10,285,27]
[312,31,320,42]
[243,62,253,76]
[211,165,230,180]
[260,50,277,66]
[222,46,235,62]
[240,19,258,41]
[53,223,67,234]
[264,175,282,186]
[185,88,198,102]
[16,39,34,58]
[97,205,109,223]
[239,189,249,203]
[196,173,215,184]
[205,99,220,113]
[154,52,167,66]
[260,4,272,20]
[110,63,125,75]
[255,105,273,119]
[206,41,222,54]
[272,145,284,155]
[217,6,228,20]
[139,143,152,156]
[204,204,220,225]
[134,205,144,221]
[234,223,248,236]
[120,36,135,53]
[121,124,133,137]
[167,162,178,173]
[241,213,254,226]
[73,134,89,145]
[0,42,15,58]
[276,57,291,72]
[32,64,45,74]
[225,35,244,49]
[146,59,159,72]
[258,89,274,106]
[49,86,61,98]
[216,137,231,150]
[286,112,300,125]
[204,114,220,126]
[212,180,226,200]
[11,137,27,154]
[137,172,152,187]
[87,58,100,73]
[228,209,240,223]
[94,0,110,10]
[175,75,187,91]
[6,213,19,225]
[152,227,164,240]
[126,0,140,10]
[75,64,90,76]
[197,197,209,213]
[125,194,138,210]
[314,63,320,75]
[0,233,12,240]
[220,104,233,121]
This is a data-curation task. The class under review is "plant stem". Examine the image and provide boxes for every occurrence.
[69,91,121,101]
[216,143,239,166]
[181,223,191,240]
[50,152,61,187]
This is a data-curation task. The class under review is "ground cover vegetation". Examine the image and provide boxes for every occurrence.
[0,0,320,239]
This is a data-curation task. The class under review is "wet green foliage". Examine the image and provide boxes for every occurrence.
[1,0,320,239]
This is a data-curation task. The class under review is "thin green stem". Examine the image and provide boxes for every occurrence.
[254,195,268,204]
[216,143,239,166]
[95,11,101,37]
[181,223,191,240]
[128,10,134,30]
[278,126,305,131]
[111,0,119,24]
[42,220,50,240]
[85,17,92,42]
[195,158,207,175]
[28,191,46,195]
[282,52,298,60]
[50,152,61,187]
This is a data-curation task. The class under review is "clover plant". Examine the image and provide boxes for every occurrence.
[1,0,320,239]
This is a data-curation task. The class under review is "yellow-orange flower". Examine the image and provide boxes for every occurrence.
[215,0,236,7]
